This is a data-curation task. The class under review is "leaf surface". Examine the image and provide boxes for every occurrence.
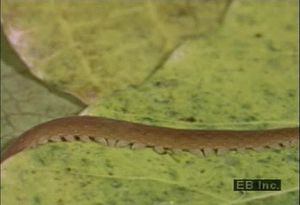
[0,1,298,205]
[1,142,298,205]
[0,33,83,149]
[1,0,231,103]
[85,0,298,130]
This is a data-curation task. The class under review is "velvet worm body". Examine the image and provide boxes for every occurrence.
[1,116,299,162]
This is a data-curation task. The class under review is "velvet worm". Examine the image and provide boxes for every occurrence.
[1,116,298,162]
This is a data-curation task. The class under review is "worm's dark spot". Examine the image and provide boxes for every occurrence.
[88,136,96,142]
[60,136,67,142]
[74,135,81,141]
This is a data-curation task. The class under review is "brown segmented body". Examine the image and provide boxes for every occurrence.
[1,116,299,162]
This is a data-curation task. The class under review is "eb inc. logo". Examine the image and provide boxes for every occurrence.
[233,179,281,191]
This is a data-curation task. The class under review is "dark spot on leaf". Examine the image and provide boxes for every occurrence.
[241,104,251,109]
[121,107,127,112]
[105,159,113,169]
[174,186,188,193]
[243,115,257,121]
[287,89,295,97]
[254,33,263,38]
[167,111,177,117]
[154,81,162,86]
[265,41,279,51]
[33,196,41,205]
[81,158,89,165]
[80,182,90,188]
[286,153,298,162]
[111,180,122,188]
[142,117,155,122]
[285,24,294,30]
[185,160,194,165]
[153,79,178,87]
[35,157,46,166]
[168,169,178,180]
[229,115,237,120]
[180,117,196,122]
[263,89,274,96]
[57,199,64,205]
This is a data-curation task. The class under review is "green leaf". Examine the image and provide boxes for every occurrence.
[85,0,299,130]
[1,1,298,205]
[0,32,83,149]
[1,142,298,205]
[1,0,231,103]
